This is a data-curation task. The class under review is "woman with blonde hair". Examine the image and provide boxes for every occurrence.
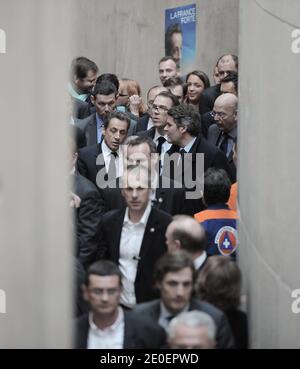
[117,78,148,118]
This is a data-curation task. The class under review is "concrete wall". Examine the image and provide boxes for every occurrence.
[238,0,300,349]
[0,0,74,348]
[72,0,239,98]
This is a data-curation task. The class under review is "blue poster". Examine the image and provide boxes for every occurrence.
[165,4,196,75]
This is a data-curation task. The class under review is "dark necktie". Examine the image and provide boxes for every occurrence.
[108,151,118,180]
[218,133,229,155]
[156,136,166,154]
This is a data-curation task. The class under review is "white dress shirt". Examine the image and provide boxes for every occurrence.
[194,251,207,270]
[119,203,152,308]
[101,140,123,178]
[147,117,154,130]
[87,308,125,349]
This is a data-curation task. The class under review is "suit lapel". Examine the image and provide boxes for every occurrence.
[85,114,97,146]
[109,209,126,262]
[138,208,159,261]
[123,311,137,349]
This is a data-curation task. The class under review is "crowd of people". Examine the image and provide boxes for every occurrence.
[69,53,247,349]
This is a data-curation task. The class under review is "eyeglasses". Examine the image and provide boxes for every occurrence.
[211,111,227,119]
[88,288,119,297]
[151,104,169,113]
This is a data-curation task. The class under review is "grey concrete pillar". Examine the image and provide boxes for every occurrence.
[0,0,74,348]
[238,0,300,349]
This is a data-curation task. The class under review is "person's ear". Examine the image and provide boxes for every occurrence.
[174,240,181,250]
[91,95,96,106]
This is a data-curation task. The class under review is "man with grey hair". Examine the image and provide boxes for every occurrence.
[167,311,217,349]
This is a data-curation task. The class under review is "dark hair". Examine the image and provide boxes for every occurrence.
[104,110,131,130]
[126,135,157,154]
[167,104,201,137]
[96,73,119,91]
[71,57,98,79]
[159,56,178,67]
[196,256,241,311]
[155,91,180,108]
[165,23,182,58]
[92,81,117,97]
[171,216,207,253]
[154,251,196,283]
[221,71,238,93]
[186,70,210,90]
[163,76,183,88]
[203,168,231,205]
[84,260,122,286]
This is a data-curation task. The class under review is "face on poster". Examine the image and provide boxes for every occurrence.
[165,4,196,75]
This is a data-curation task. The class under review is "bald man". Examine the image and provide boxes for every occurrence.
[201,54,238,113]
[208,93,237,157]
[165,215,208,272]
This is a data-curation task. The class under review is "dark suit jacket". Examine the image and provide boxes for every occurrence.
[70,124,86,149]
[201,111,216,138]
[99,176,191,216]
[75,113,137,147]
[72,98,92,120]
[77,143,108,187]
[201,84,221,112]
[136,113,150,132]
[98,207,172,303]
[186,135,234,182]
[75,311,166,349]
[73,172,104,267]
[207,124,237,181]
[133,298,235,349]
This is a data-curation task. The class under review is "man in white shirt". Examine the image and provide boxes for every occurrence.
[77,110,129,187]
[75,260,166,349]
[97,166,172,306]
[165,215,208,273]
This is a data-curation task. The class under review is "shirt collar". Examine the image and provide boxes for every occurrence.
[67,83,89,102]
[96,113,104,127]
[194,251,207,270]
[182,136,197,153]
[101,140,119,157]
[89,307,124,333]
[160,301,190,319]
[124,202,152,226]
[154,130,168,142]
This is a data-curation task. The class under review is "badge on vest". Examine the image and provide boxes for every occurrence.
[214,226,238,256]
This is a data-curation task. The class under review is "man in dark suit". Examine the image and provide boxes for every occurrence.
[138,91,180,176]
[165,215,208,273]
[99,135,190,216]
[136,85,168,132]
[75,81,136,147]
[207,93,238,180]
[75,260,166,349]
[97,166,172,307]
[133,251,235,349]
[69,138,104,268]
[164,104,234,214]
[77,111,130,187]
[201,54,238,112]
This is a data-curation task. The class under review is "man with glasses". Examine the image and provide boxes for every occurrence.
[75,260,166,349]
[138,91,180,164]
[207,93,238,179]
[136,85,168,132]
